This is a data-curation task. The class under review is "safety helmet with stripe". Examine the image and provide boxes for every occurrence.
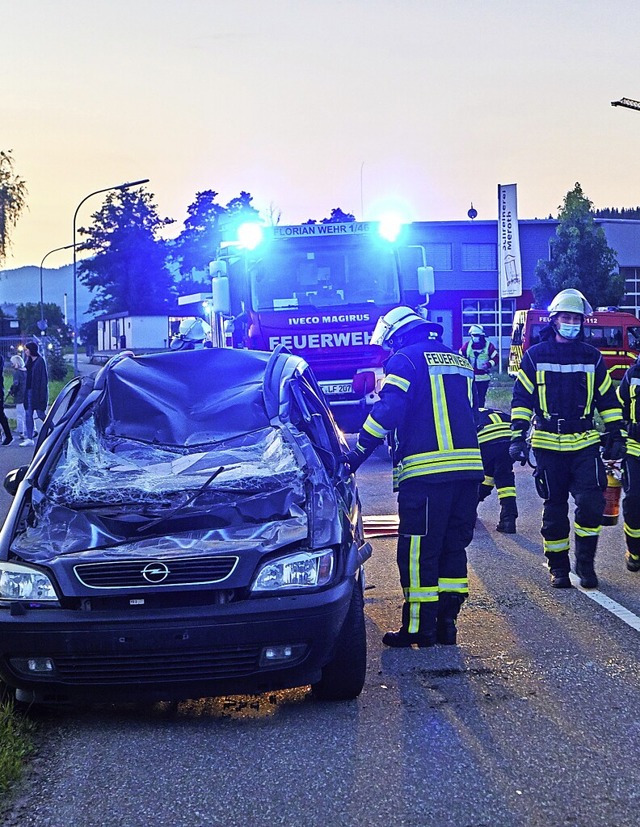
[548,288,593,318]
[468,324,485,336]
[371,306,442,348]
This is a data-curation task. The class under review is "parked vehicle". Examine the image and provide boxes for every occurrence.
[508,307,640,379]
[0,347,371,705]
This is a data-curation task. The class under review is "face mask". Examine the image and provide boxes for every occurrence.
[471,336,482,343]
[557,323,581,340]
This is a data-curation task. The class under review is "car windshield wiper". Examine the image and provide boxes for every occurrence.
[134,465,236,533]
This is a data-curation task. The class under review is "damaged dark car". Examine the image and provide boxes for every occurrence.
[0,347,371,705]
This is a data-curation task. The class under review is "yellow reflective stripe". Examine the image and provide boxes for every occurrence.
[497,486,516,499]
[600,408,623,424]
[398,449,484,481]
[478,423,511,442]
[438,578,468,593]
[467,376,474,406]
[530,431,601,451]
[511,406,533,422]
[584,369,594,416]
[483,475,495,487]
[408,535,421,632]
[575,523,602,538]
[384,373,410,393]
[403,586,439,602]
[363,414,388,439]
[516,369,534,394]
[536,369,548,416]
[623,523,640,539]
[430,374,453,451]
[626,441,640,458]
[598,373,612,395]
[544,538,570,553]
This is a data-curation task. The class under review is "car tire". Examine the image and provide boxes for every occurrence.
[311,577,367,701]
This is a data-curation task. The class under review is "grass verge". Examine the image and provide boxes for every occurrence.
[0,692,36,798]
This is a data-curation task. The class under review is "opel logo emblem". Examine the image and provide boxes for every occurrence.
[141,562,170,584]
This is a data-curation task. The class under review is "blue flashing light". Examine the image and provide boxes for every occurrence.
[377,213,404,243]
[237,222,264,251]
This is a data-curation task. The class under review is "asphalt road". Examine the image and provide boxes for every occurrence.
[2,444,640,827]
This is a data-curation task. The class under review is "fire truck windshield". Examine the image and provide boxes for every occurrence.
[249,242,400,311]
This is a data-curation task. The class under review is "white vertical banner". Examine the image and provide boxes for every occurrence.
[497,184,523,298]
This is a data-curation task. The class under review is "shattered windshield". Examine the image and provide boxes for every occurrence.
[11,418,307,559]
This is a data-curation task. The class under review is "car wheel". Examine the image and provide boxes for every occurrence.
[311,577,367,701]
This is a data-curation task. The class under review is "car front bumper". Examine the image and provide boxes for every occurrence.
[0,578,356,704]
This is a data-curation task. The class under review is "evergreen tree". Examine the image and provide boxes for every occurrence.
[78,188,175,315]
[533,183,623,309]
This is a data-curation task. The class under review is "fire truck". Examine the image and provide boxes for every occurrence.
[204,221,433,430]
[508,307,640,379]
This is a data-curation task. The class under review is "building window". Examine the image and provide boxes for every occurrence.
[621,267,640,316]
[461,243,497,271]
[462,298,515,339]
[424,243,452,271]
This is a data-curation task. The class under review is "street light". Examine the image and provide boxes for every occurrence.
[39,243,78,334]
[72,178,149,375]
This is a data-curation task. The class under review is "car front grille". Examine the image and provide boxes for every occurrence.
[74,556,239,589]
[48,647,262,684]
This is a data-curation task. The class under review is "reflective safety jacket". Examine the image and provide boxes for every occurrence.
[511,337,623,452]
[459,340,498,382]
[617,361,640,459]
[353,340,483,485]
[477,408,511,445]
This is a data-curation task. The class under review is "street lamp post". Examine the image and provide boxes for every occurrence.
[72,178,149,375]
[39,244,77,334]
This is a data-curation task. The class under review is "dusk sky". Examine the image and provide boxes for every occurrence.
[4,0,640,269]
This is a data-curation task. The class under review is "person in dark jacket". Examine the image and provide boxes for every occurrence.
[510,289,625,590]
[0,354,13,445]
[476,407,518,533]
[343,306,483,648]
[20,341,49,447]
[616,358,640,572]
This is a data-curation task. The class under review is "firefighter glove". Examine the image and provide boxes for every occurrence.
[601,430,626,461]
[341,450,365,474]
[508,435,528,466]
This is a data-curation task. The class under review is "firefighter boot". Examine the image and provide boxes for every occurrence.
[382,602,436,648]
[625,551,640,572]
[547,551,572,589]
[436,594,466,645]
[496,497,517,534]
[574,536,599,589]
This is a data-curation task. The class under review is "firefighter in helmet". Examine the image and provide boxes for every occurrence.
[616,356,640,573]
[459,324,498,408]
[510,288,625,589]
[170,317,212,351]
[476,407,518,534]
[343,306,483,648]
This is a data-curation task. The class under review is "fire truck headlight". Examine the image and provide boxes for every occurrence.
[378,213,403,243]
[238,222,264,250]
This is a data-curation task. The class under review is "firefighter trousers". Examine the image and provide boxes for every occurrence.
[396,479,478,636]
[478,439,518,520]
[622,454,640,557]
[533,444,606,574]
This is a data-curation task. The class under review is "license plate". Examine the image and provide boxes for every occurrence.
[321,382,352,396]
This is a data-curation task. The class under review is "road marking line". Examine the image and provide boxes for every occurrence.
[568,572,640,632]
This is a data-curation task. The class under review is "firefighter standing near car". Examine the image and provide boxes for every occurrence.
[343,306,483,648]
[616,357,640,573]
[476,407,518,534]
[459,324,498,408]
[509,288,625,589]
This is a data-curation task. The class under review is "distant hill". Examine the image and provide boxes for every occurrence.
[0,264,94,322]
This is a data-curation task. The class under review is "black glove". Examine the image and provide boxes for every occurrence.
[341,450,365,474]
[509,435,528,466]
[601,430,626,461]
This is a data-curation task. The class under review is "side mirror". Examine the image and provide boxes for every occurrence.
[4,466,28,498]
[211,276,231,315]
[417,266,435,296]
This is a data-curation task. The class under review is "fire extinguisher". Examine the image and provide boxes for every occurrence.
[602,459,623,526]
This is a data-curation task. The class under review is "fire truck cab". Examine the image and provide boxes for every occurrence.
[508,307,640,379]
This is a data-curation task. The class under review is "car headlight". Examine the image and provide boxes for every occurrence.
[252,549,334,592]
[0,561,59,604]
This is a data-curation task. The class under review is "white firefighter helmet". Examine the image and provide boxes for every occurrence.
[468,324,485,336]
[548,288,593,317]
[371,306,432,348]
[170,317,211,350]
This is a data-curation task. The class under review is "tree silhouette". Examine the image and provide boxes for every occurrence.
[0,150,27,264]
